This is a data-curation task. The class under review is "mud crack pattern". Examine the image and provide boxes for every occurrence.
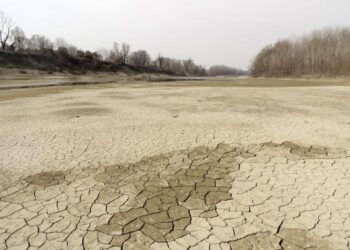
[0,142,349,249]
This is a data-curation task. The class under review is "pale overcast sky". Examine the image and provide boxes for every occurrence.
[1,0,350,69]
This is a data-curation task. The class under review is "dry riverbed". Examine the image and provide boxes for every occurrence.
[0,77,350,249]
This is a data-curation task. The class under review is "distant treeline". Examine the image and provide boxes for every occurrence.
[208,65,248,76]
[251,27,350,77]
[0,10,206,76]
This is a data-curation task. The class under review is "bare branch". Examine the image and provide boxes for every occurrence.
[0,10,14,50]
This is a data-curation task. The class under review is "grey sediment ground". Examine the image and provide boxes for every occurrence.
[0,77,350,249]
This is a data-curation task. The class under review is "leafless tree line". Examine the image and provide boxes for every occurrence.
[150,56,206,76]
[251,27,350,77]
[0,10,207,76]
[97,46,206,75]
[208,65,247,76]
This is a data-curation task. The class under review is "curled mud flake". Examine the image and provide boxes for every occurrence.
[24,171,67,187]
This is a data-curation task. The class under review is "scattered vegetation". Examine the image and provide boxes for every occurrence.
[251,27,350,77]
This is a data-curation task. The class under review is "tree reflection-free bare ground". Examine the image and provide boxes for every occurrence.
[0,78,349,249]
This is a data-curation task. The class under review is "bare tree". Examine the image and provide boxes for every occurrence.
[97,48,110,61]
[66,45,78,56]
[28,34,53,51]
[108,42,130,64]
[156,54,165,70]
[120,43,130,64]
[107,42,122,63]
[183,59,196,75]
[168,59,185,75]
[54,37,69,49]
[194,65,208,76]
[209,65,246,76]
[0,11,208,76]
[150,54,207,76]
[129,50,151,67]
[251,27,350,77]
[0,10,14,50]
[11,26,26,50]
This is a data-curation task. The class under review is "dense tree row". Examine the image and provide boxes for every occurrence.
[208,65,247,76]
[0,10,207,76]
[98,44,207,75]
[251,27,350,77]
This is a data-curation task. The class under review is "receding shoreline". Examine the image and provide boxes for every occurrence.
[1,69,350,91]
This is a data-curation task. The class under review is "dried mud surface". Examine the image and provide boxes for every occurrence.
[0,79,350,249]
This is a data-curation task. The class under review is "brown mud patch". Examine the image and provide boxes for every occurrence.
[264,141,347,158]
[19,141,349,248]
[93,144,255,245]
[89,142,347,247]
[51,107,111,117]
[24,171,67,187]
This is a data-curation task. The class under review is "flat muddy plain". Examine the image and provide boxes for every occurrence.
[0,78,350,249]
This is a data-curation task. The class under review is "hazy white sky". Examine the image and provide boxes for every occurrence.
[1,0,350,69]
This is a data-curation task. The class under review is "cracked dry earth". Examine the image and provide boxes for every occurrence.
[1,142,350,250]
[1,80,350,249]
